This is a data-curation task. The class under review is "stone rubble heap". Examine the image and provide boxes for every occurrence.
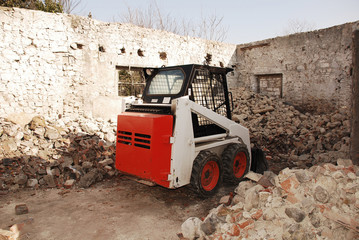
[231,89,351,173]
[0,114,117,192]
[0,89,353,191]
[181,159,359,240]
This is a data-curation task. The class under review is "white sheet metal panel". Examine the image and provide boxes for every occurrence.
[169,97,197,188]
[169,96,252,188]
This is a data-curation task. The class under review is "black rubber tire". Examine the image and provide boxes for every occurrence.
[221,143,250,184]
[190,151,222,197]
[250,148,268,174]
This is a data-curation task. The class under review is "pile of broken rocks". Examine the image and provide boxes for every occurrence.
[230,89,351,173]
[0,114,118,193]
[0,89,353,192]
[181,159,359,240]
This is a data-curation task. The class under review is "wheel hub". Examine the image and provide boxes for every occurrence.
[201,161,220,191]
[233,152,247,178]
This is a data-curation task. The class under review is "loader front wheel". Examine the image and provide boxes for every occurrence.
[190,151,222,197]
[222,143,250,184]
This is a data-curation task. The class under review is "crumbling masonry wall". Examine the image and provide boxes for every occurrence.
[1,7,358,120]
[0,7,236,120]
[236,21,359,113]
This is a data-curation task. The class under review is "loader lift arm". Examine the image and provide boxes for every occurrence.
[169,96,252,189]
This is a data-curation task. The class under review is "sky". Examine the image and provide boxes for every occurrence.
[76,0,359,44]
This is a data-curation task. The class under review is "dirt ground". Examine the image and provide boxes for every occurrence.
[0,176,232,240]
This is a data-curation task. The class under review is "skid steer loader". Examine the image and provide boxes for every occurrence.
[115,64,267,196]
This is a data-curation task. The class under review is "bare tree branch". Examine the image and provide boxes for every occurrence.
[283,19,316,35]
[116,0,228,42]
[59,0,81,14]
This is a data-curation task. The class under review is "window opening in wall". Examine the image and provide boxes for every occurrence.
[117,66,145,97]
[256,74,283,98]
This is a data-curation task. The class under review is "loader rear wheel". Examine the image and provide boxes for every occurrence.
[222,143,250,184]
[190,151,222,197]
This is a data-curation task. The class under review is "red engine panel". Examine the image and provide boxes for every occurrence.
[115,112,173,188]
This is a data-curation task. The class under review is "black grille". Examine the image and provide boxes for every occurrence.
[117,131,151,149]
[191,69,227,126]
[126,105,171,114]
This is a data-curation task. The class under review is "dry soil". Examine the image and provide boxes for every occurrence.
[0,176,231,240]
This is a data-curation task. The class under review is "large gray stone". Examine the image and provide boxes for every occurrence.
[295,169,313,183]
[5,113,34,128]
[234,180,255,195]
[15,204,28,215]
[45,127,60,140]
[200,212,223,236]
[27,179,38,188]
[34,127,45,136]
[283,224,314,240]
[285,207,306,223]
[336,159,353,167]
[15,173,28,185]
[244,185,264,211]
[80,121,99,134]
[181,217,204,240]
[78,169,102,188]
[315,175,337,194]
[313,186,329,203]
[258,171,277,187]
[43,175,56,188]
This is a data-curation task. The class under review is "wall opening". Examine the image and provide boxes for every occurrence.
[205,53,212,64]
[159,51,167,60]
[137,49,144,57]
[116,66,145,97]
[99,45,105,52]
[256,74,283,98]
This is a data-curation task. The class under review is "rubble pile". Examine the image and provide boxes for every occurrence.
[0,89,353,192]
[231,89,351,172]
[181,159,359,240]
[0,115,117,192]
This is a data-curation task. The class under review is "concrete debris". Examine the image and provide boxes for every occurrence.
[219,193,233,206]
[181,217,205,239]
[64,179,75,189]
[231,90,351,173]
[285,207,306,223]
[244,171,262,182]
[0,229,17,240]
[181,159,359,239]
[0,218,34,240]
[0,115,118,191]
[15,204,28,215]
[78,169,103,188]
[0,89,352,192]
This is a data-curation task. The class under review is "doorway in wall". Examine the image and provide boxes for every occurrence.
[256,74,283,98]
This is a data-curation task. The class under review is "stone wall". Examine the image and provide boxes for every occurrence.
[1,7,358,119]
[236,21,359,113]
[0,7,237,120]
